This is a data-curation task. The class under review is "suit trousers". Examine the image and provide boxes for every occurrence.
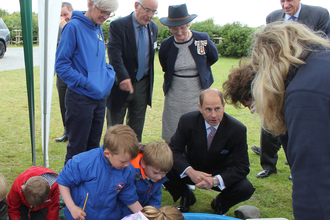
[56,75,68,128]
[107,76,149,142]
[64,89,106,164]
[164,169,255,213]
[260,128,282,170]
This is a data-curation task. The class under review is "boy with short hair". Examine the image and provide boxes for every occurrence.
[7,167,60,220]
[0,172,8,220]
[57,125,143,220]
[121,142,173,218]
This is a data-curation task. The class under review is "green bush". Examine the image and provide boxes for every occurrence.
[217,22,254,57]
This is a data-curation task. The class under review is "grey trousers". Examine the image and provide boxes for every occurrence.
[107,76,150,142]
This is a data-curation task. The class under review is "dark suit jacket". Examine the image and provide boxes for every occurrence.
[107,13,158,111]
[159,31,218,95]
[169,111,250,188]
[266,4,330,31]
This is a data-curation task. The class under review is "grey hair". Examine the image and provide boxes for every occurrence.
[88,0,119,12]
[62,2,73,11]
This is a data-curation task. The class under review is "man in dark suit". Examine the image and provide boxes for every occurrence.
[107,0,158,142]
[252,0,330,179]
[164,88,255,215]
[55,2,74,142]
[266,0,329,31]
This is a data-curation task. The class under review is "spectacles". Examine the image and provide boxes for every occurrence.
[170,25,188,33]
[138,2,158,15]
[93,2,115,17]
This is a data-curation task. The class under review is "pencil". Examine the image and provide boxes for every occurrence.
[80,193,89,220]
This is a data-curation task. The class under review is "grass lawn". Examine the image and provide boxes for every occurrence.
[0,52,293,219]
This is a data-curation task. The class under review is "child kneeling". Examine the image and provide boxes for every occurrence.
[57,125,143,220]
[7,166,60,220]
[121,142,173,218]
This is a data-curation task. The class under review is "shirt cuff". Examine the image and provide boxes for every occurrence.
[180,166,192,178]
[215,174,226,190]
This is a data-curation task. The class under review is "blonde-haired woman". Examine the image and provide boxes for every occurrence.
[121,206,184,220]
[251,21,330,219]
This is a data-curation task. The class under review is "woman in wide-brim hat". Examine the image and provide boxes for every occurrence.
[158,3,219,145]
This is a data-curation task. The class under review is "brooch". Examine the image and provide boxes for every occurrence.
[195,40,207,55]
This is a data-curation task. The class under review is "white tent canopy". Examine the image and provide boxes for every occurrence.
[38,0,62,167]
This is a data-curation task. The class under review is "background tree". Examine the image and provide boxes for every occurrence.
[217,22,256,57]
[190,18,221,39]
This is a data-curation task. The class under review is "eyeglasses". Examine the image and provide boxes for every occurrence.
[93,2,115,17]
[138,2,158,15]
[169,25,188,33]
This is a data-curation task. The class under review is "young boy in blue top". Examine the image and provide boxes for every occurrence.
[121,142,173,218]
[57,125,143,220]
[55,0,118,164]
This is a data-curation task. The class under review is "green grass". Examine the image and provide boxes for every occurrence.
[0,53,293,219]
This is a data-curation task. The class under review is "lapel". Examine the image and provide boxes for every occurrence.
[191,113,228,164]
[125,13,138,61]
[297,4,309,23]
[208,114,227,153]
[191,114,208,162]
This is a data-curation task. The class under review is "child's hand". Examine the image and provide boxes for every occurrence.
[69,205,86,220]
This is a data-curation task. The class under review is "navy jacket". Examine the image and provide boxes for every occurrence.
[107,13,158,111]
[159,31,218,95]
[280,50,330,219]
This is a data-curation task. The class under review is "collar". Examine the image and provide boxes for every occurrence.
[284,3,302,21]
[204,121,220,131]
[132,12,147,29]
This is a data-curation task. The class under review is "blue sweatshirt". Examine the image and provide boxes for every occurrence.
[55,11,115,100]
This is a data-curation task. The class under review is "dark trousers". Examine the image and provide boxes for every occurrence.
[56,75,68,128]
[164,169,255,213]
[19,204,47,220]
[65,89,106,164]
[107,76,149,142]
[260,128,282,170]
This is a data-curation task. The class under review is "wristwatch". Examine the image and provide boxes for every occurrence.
[212,176,218,187]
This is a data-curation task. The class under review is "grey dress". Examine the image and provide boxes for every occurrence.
[162,37,203,142]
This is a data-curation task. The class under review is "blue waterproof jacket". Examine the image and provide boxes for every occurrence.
[55,11,115,100]
[57,146,138,220]
[120,153,168,218]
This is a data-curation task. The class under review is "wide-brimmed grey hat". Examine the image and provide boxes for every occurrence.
[160,4,197,27]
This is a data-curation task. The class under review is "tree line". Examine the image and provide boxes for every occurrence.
[1,8,262,57]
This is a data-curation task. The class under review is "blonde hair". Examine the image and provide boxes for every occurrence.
[142,142,173,173]
[142,206,184,220]
[24,176,50,207]
[0,172,7,200]
[103,125,139,159]
[251,21,330,135]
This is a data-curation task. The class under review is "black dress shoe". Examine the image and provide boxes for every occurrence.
[178,193,196,213]
[55,132,68,142]
[256,169,277,178]
[251,145,261,155]
[211,197,225,215]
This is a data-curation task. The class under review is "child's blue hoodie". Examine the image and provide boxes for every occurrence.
[55,10,115,100]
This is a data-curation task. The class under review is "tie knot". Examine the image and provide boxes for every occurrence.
[290,16,296,21]
[209,126,215,135]
[140,25,144,31]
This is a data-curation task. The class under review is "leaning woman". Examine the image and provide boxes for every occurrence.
[251,21,330,220]
[159,4,218,144]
